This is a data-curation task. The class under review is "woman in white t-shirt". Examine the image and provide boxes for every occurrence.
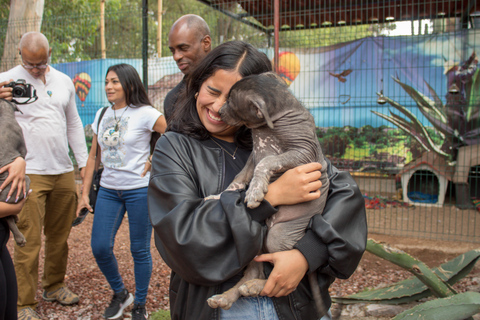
[77,63,166,320]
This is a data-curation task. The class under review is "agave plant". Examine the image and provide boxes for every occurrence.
[372,51,480,164]
[333,239,480,320]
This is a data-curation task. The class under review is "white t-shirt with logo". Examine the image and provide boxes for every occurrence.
[92,105,161,190]
[0,65,88,174]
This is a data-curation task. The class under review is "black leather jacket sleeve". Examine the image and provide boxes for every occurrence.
[148,132,278,286]
[293,160,367,279]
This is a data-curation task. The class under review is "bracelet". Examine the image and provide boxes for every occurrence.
[147,157,152,164]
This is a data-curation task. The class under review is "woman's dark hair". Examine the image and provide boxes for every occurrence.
[168,41,272,148]
[106,63,152,107]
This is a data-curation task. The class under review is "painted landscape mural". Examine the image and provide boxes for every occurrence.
[52,30,480,176]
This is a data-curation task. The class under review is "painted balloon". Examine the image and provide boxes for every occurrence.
[73,72,92,106]
[273,51,301,86]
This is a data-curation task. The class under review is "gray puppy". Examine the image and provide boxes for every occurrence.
[206,72,330,318]
[0,99,29,246]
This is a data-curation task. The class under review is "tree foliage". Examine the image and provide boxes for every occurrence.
[1,0,387,63]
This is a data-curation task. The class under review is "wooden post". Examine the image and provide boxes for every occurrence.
[142,0,148,90]
[274,0,279,73]
[157,0,162,57]
[101,0,106,59]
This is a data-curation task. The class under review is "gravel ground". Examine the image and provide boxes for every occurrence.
[6,212,480,319]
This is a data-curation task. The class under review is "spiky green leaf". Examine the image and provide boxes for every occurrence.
[372,111,432,152]
[333,248,480,305]
[424,80,445,114]
[393,292,480,320]
[393,77,447,123]
[463,128,480,145]
[467,69,480,123]
[377,96,449,158]
[391,78,452,137]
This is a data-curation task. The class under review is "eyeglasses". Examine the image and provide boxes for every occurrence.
[22,61,48,70]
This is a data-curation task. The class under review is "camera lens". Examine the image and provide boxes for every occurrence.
[13,85,26,97]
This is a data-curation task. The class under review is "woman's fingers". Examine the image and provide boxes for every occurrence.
[141,161,151,177]
[296,162,323,173]
[254,250,308,297]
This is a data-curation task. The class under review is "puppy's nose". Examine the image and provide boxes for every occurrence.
[218,104,227,116]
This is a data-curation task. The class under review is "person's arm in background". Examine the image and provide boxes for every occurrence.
[141,114,167,178]
[0,157,27,203]
[76,134,98,215]
[0,78,29,217]
[76,108,104,216]
[64,80,88,182]
[0,157,29,218]
[0,200,26,217]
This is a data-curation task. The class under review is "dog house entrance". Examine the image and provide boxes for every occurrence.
[406,170,439,204]
[468,165,480,200]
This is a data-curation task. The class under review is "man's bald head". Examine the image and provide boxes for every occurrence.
[168,15,212,75]
[19,32,50,53]
[18,32,51,80]
[169,14,210,41]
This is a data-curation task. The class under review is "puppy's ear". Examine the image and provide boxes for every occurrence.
[263,72,288,86]
[251,96,274,129]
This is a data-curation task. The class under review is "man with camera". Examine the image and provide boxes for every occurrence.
[0,32,88,320]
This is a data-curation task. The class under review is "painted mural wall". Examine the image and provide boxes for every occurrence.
[52,30,480,174]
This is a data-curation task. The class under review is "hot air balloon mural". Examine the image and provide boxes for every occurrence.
[73,72,92,107]
[274,51,301,86]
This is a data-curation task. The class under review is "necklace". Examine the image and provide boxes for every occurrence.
[113,105,129,131]
[210,137,238,160]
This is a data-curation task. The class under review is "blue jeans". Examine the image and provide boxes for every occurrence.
[219,296,332,320]
[219,296,279,320]
[91,187,152,304]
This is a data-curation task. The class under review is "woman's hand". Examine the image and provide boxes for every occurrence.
[76,195,93,215]
[141,157,152,177]
[0,198,27,218]
[254,249,309,297]
[0,157,27,202]
[264,162,323,207]
[0,79,14,101]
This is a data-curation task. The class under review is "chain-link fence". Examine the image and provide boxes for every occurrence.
[1,0,480,242]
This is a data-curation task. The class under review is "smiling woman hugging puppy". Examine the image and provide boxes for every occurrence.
[148,41,367,320]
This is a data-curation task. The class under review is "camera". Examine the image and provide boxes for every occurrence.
[5,79,35,98]
[4,79,37,104]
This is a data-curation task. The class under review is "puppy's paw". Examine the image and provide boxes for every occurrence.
[15,237,27,247]
[245,179,268,208]
[245,188,264,208]
[207,295,233,310]
[245,197,261,209]
[238,279,266,297]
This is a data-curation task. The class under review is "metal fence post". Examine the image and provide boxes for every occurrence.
[142,0,148,91]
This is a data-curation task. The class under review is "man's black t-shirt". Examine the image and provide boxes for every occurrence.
[163,78,186,124]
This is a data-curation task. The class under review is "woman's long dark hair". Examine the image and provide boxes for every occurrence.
[168,41,272,149]
[106,63,152,108]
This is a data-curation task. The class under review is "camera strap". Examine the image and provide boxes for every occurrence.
[12,95,38,105]
[12,87,38,105]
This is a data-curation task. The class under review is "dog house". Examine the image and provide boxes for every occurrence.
[398,152,454,207]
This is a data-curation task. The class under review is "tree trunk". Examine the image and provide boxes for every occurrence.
[1,0,44,72]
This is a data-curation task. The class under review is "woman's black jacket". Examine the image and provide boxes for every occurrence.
[148,132,367,320]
